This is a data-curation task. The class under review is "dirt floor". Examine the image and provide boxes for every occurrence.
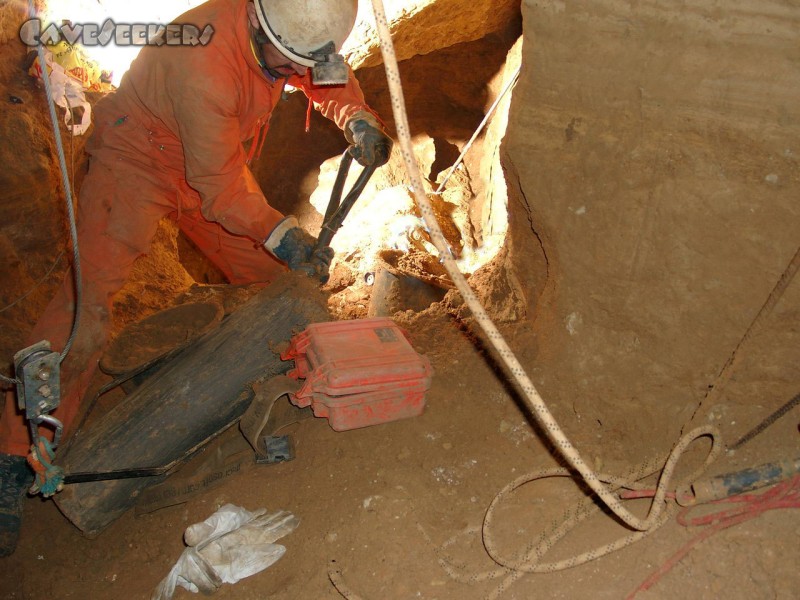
[1,296,798,600]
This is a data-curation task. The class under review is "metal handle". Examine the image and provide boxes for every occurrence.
[315,146,380,252]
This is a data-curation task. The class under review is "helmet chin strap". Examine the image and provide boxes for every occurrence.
[250,26,293,81]
[251,24,348,86]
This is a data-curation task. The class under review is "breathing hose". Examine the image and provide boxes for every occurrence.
[0,2,83,388]
[368,0,715,533]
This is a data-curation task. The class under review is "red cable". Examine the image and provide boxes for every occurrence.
[626,474,800,599]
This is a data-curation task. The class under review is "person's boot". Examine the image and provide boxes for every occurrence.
[0,453,33,557]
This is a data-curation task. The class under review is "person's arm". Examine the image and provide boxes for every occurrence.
[291,67,393,167]
[168,74,283,243]
[289,66,377,129]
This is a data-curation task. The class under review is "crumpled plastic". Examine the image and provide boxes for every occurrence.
[28,44,96,136]
[48,41,105,90]
[152,504,299,600]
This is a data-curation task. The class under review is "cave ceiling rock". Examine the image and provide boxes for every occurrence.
[345,0,521,69]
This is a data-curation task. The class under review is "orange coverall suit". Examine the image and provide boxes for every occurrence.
[0,0,374,456]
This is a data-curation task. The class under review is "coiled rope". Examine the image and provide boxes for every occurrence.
[368,0,714,538]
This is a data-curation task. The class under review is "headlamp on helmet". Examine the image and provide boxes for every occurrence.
[252,0,358,86]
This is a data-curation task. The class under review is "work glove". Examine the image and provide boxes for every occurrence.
[152,504,299,600]
[263,216,334,283]
[345,111,393,168]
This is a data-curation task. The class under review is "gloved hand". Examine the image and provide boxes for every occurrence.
[345,111,393,168]
[263,216,334,283]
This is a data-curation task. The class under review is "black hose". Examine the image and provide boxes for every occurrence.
[729,392,800,451]
[321,149,354,228]
[316,150,379,251]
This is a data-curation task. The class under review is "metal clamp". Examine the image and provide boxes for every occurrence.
[14,341,63,447]
[254,435,295,464]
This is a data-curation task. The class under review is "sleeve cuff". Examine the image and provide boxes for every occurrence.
[263,216,299,252]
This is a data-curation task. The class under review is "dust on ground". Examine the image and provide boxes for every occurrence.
[1,300,798,600]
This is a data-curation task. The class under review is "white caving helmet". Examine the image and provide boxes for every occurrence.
[252,0,358,85]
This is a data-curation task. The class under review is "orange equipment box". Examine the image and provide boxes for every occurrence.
[282,318,433,431]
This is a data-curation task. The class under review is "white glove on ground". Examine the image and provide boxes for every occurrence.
[152,504,299,599]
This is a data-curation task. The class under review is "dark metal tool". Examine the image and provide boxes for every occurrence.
[315,146,382,253]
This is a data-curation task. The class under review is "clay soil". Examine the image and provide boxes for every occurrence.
[1,299,799,600]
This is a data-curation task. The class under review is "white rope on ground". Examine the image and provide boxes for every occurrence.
[418,423,721,599]
[328,562,366,600]
[368,0,716,538]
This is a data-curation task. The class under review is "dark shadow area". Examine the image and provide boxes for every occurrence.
[250,90,347,221]
[358,21,522,140]
[176,232,227,285]
[429,138,461,181]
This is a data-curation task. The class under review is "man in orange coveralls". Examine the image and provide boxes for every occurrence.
[0,0,392,555]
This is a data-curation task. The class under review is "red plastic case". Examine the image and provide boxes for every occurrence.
[282,318,433,431]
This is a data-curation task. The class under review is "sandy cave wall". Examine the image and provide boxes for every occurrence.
[0,5,72,380]
[346,0,522,69]
[504,0,800,459]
